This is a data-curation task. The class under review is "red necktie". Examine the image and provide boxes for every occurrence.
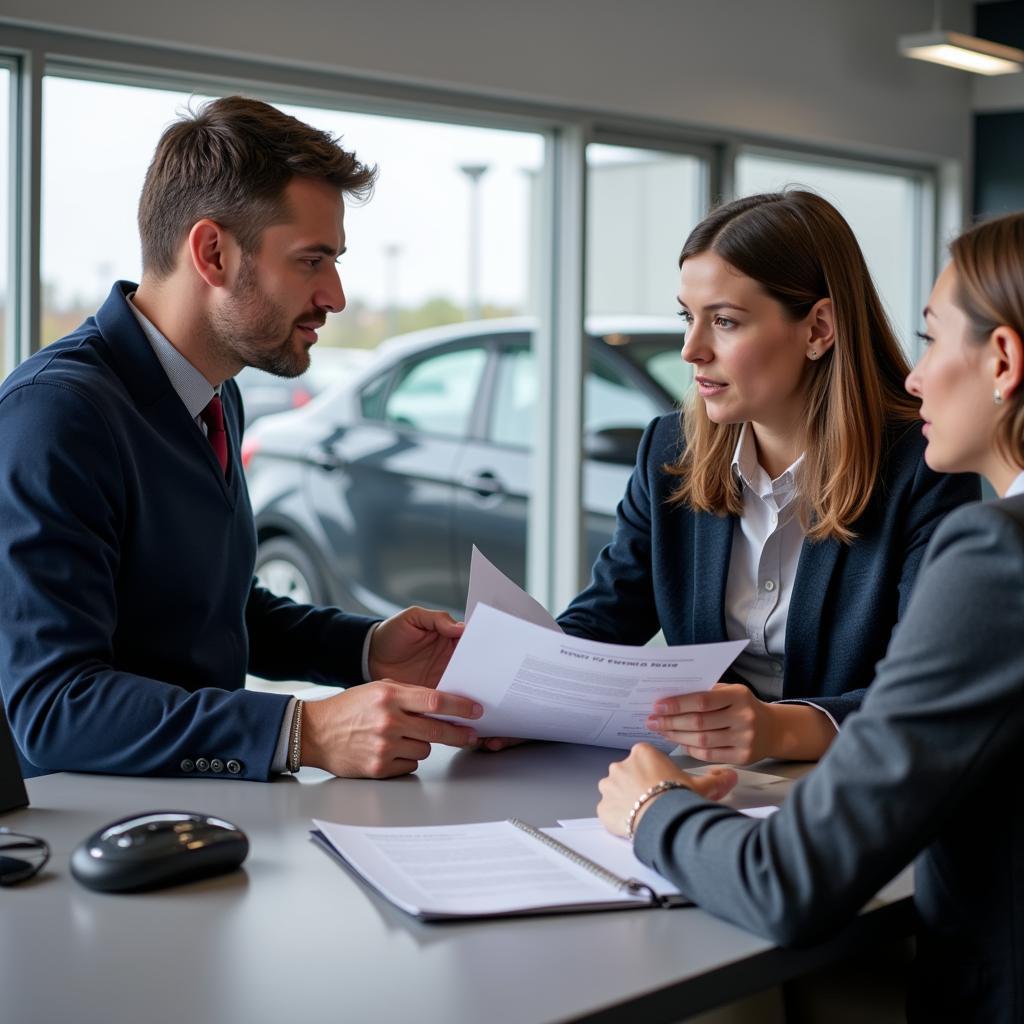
[200,395,228,475]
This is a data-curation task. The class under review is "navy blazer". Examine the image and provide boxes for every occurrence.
[558,413,980,722]
[0,283,377,781]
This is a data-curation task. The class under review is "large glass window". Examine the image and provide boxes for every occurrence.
[41,76,543,353]
[586,145,706,319]
[0,66,11,376]
[41,78,207,346]
[735,151,926,354]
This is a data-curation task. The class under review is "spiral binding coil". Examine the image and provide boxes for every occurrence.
[508,818,656,902]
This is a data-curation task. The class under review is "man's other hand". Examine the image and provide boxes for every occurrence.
[301,681,482,778]
[369,607,465,688]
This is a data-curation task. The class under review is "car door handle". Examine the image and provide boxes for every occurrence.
[462,470,504,500]
[308,447,342,471]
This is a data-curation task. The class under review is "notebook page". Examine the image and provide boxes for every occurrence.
[313,819,651,918]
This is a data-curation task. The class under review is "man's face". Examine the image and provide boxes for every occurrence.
[212,177,347,378]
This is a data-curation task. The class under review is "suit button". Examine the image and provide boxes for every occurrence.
[180,759,195,772]
[195,757,210,772]
[226,759,242,775]
[210,758,225,773]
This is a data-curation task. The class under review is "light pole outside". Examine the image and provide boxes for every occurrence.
[459,163,489,320]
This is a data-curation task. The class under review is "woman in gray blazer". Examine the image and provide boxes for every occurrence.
[597,210,1024,1022]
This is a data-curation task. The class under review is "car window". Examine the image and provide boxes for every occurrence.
[491,347,537,448]
[384,346,488,437]
[490,345,662,449]
[359,372,391,420]
[597,334,688,401]
[587,354,662,433]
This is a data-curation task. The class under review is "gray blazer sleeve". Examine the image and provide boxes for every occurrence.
[633,496,1024,946]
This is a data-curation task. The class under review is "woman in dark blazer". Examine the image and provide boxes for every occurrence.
[555,191,978,764]
[596,208,1024,1024]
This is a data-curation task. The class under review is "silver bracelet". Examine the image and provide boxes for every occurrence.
[625,779,690,840]
[287,700,305,774]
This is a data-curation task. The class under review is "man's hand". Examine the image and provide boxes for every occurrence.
[369,607,464,687]
[646,683,836,764]
[301,680,482,778]
[597,742,737,837]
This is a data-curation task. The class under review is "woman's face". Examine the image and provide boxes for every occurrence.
[905,263,996,476]
[678,252,826,435]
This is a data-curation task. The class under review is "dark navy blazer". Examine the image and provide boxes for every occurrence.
[0,283,377,780]
[558,413,980,722]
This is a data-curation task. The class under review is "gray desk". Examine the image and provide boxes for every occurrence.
[1,744,911,1024]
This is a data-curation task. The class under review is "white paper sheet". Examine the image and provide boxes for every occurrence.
[465,546,562,632]
[313,818,651,918]
[436,603,748,751]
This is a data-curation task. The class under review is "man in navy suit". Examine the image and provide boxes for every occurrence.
[0,96,482,781]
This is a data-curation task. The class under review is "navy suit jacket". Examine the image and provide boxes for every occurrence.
[0,283,377,781]
[558,413,980,721]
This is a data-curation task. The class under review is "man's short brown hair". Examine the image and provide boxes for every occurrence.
[138,95,376,278]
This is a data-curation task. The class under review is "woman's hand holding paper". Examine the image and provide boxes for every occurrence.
[647,683,837,763]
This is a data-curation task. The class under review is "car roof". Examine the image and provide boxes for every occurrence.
[371,314,682,365]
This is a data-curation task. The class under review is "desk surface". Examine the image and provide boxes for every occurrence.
[1,743,911,1024]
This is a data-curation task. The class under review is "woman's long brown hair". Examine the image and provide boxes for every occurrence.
[667,191,919,543]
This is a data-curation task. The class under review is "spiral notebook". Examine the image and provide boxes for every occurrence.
[311,816,690,919]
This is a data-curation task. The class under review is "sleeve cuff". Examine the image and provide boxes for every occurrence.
[632,786,713,867]
[271,697,298,773]
[774,699,840,733]
[361,622,380,682]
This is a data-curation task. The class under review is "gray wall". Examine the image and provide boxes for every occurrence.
[0,0,973,163]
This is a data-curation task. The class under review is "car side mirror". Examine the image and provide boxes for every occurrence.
[583,426,645,466]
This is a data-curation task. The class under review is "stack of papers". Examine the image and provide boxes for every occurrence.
[435,548,747,751]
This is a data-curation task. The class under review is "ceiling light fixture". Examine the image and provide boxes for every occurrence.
[899,1,1024,76]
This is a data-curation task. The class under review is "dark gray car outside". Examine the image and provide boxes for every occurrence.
[242,317,688,619]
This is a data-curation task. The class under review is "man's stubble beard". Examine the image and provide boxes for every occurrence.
[208,254,312,379]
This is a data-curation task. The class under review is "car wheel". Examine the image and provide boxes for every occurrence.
[255,536,327,606]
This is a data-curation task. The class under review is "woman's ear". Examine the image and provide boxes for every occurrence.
[992,325,1024,402]
[806,297,835,361]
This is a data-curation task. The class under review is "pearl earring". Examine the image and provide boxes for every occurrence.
[994,389,1003,405]
[809,351,818,360]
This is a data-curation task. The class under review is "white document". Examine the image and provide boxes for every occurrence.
[465,546,562,632]
[436,603,748,751]
[312,818,656,919]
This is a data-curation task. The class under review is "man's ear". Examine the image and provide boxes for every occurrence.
[992,325,1024,402]
[187,219,230,288]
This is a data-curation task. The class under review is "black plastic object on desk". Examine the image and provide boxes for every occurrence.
[0,707,28,815]
[70,811,249,893]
